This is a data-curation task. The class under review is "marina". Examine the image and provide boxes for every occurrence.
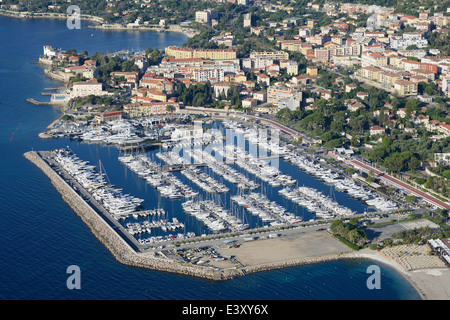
[118,153,199,199]
[231,192,302,226]
[4,14,441,300]
[47,118,396,237]
[23,117,420,284]
[186,148,260,190]
[182,200,249,233]
[279,186,355,220]
[214,144,296,187]
[283,151,399,213]
[54,148,145,221]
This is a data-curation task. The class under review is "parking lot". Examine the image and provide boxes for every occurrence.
[365,219,441,242]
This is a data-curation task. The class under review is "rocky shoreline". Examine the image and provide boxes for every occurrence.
[0,9,197,38]
[88,23,198,38]
[0,9,104,23]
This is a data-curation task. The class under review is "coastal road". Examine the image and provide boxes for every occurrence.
[348,159,450,211]
[244,114,305,140]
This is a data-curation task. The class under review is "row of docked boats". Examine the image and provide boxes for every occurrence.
[118,154,199,199]
[285,153,398,212]
[231,192,302,226]
[181,167,230,194]
[279,186,355,220]
[126,218,185,236]
[155,151,230,193]
[215,145,296,187]
[186,149,260,190]
[163,128,223,150]
[222,120,289,155]
[59,119,160,145]
[137,232,197,246]
[182,200,249,233]
[53,149,145,221]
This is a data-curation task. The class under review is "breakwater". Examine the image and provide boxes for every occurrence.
[23,151,242,281]
[241,253,357,276]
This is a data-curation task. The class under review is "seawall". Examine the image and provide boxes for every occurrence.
[23,150,242,281]
[240,253,361,276]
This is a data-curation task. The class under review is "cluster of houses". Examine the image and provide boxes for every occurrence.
[37,1,450,137]
[236,2,450,100]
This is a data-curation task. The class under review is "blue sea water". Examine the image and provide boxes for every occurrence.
[0,16,421,300]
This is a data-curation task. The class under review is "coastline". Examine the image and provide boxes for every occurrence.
[340,249,450,300]
[12,10,448,298]
[0,9,197,38]
[23,151,243,281]
[0,9,104,24]
[88,24,198,38]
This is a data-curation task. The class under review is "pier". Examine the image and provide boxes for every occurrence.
[161,163,206,172]
[26,98,61,106]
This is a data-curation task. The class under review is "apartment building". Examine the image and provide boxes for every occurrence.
[280,40,305,52]
[165,46,237,60]
[249,51,290,62]
[124,102,182,118]
[357,66,382,81]
[389,35,428,50]
[378,71,402,88]
[71,79,105,98]
[193,68,224,83]
[195,11,210,24]
[361,52,389,68]
[442,76,450,97]
[393,80,418,96]
[267,83,302,106]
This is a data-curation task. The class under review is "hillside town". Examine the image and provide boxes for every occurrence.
[26,0,450,201]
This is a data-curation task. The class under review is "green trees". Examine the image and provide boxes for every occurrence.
[330,219,367,248]
[176,81,242,108]
[145,48,162,66]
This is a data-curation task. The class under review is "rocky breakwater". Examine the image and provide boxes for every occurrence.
[23,151,243,281]
[240,253,357,276]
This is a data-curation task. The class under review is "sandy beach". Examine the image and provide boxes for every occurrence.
[343,248,450,300]
[214,232,450,300]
